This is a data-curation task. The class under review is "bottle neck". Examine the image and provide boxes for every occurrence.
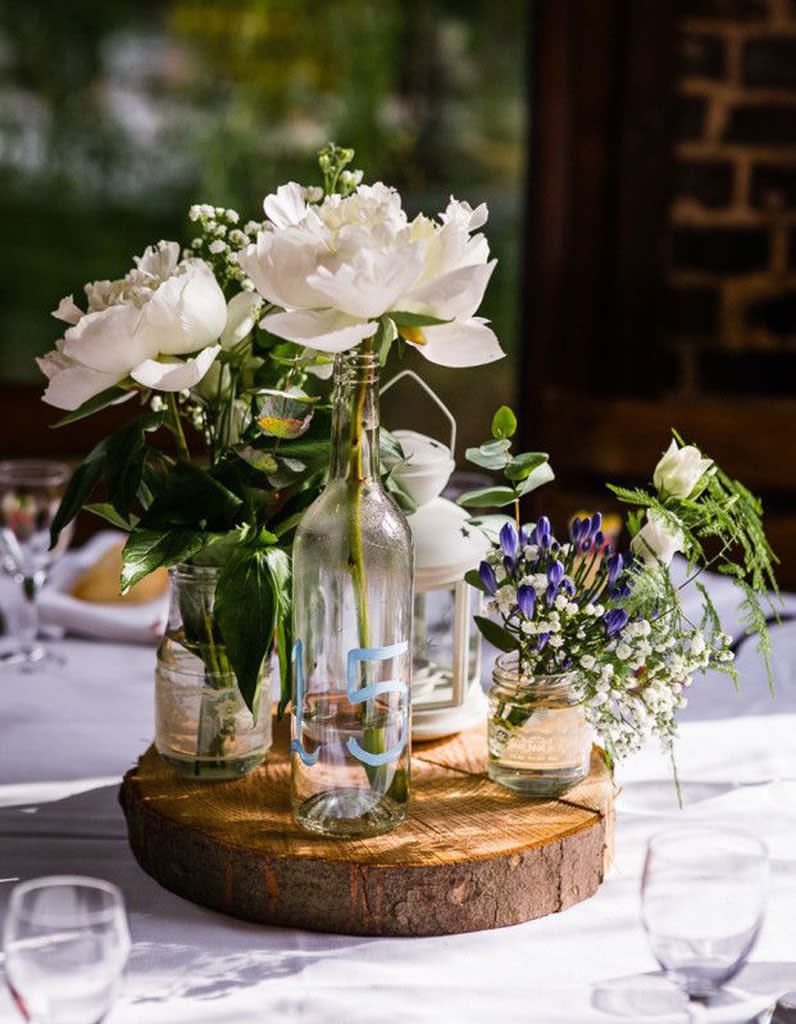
[329,350,381,483]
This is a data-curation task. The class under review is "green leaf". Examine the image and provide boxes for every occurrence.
[465,443,511,471]
[374,317,393,365]
[52,386,133,427]
[213,543,291,712]
[138,462,243,531]
[121,528,222,592]
[49,410,165,547]
[464,568,489,594]
[103,411,165,518]
[84,502,137,531]
[491,406,517,440]
[389,310,451,327]
[255,389,316,439]
[517,462,555,496]
[505,452,549,482]
[458,485,518,509]
[380,428,406,468]
[473,615,520,652]
[50,447,105,548]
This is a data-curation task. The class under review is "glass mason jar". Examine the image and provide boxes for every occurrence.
[487,652,592,797]
[155,563,272,780]
[291,350,414,837]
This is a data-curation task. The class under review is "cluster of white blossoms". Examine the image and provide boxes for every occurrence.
[580,614,734,760]
[187,204,260,291]
[477,513,736,763]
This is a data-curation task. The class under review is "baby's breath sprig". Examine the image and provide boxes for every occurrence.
[187,204,258,290]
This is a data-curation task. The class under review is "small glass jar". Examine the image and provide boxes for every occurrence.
[155,563,272,780]
[487,652,592,797]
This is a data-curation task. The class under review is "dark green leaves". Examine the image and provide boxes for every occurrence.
[53,386,133,427]
[491,406,517,439]
[138,462,242,531]
[214,540,291,712]
[50,410,165,547]
[473,615,520,652]
[121,528,223,592]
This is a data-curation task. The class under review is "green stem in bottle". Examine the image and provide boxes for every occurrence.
[346,336,375,649]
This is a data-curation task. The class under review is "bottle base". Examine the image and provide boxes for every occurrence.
[158,749,266,781]
[294,787,407,837]
[487,760,588,799]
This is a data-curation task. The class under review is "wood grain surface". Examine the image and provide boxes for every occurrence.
[120,719,615,936]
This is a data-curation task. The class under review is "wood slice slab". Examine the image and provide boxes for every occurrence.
[119,720,615,937]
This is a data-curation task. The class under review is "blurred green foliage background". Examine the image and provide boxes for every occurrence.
[0,0,527,449]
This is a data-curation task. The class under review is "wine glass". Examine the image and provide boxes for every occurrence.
[0,460,72,670]
[3,876,131,1024]
[641,826,769,1002]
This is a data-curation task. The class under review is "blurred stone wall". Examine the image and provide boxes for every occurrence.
[668,0,796,395]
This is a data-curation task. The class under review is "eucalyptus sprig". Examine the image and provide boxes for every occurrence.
[458,406,554,525]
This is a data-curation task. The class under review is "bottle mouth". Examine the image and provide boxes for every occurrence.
[334,350,380,383]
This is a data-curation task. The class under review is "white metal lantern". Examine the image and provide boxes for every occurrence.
[382,372,490,740]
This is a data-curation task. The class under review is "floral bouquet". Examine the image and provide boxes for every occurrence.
[38,143,504,767]
[464,408,779,778]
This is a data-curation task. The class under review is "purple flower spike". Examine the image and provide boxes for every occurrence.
[593,530,604,550]
[479,561,498,595]
[529,526,539,546]
[562,578,576,599]
[517,584,535,618]
[537,632,550,651]
[519,524,530,546]
[500,522,518,562]
[590,512,603,536]
[503,555,518,577]
[537,515,551,541]
[606,553,624,586]
[580,516,591,538]
[604,608,628,638]
[570,517,584,543]
[545,584,558,608]
[547,560,564,586]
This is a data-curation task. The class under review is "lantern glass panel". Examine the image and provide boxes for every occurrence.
[412,584,482,712]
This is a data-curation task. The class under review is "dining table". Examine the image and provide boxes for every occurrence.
[1,553,796,1024]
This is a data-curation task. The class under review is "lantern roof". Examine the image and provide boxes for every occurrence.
[391,429,455,507]
[409,497,490,590]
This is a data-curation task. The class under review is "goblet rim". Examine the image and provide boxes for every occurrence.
[7,875,126,929]
[645,824,769,863]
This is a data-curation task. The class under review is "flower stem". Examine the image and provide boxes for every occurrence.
[346,340,373,649]
[167,392,190,462]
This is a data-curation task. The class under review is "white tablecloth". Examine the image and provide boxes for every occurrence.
[2,573,796,1023]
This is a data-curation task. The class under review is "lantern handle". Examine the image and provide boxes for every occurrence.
[380,370,457,456]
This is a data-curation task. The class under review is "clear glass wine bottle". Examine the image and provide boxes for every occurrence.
[291,348,413,837]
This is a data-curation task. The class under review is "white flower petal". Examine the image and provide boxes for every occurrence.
[130,345,221,392]
[62,304,151,374]
[408,317,505,368]
[264,182,308,228]
[134,240,180,279]
[401,260,496,320]
[220,291,260,350]
[51,295,84,325]
[261,309,378,352]
[238,232,332,310]
[37,349,122,410]
[307,243,425,320]
[140,259,228,356]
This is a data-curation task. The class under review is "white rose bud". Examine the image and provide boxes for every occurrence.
[653,439,713,500]
[631,510,685,568]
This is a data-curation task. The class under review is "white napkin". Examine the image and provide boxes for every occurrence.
[38,530,168,645]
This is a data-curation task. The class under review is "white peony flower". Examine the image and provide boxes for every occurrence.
[631,509,685,568]
[239,183,504,368]
[653,439,713,500]
[39,242,228,410]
